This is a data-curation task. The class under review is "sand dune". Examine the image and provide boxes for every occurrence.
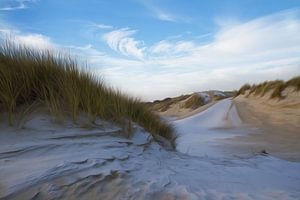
[231,87,300,162]
[1,98,300,199]
[149,90,233,120]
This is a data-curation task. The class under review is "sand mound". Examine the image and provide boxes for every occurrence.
[148,90,234,120]
[236,86,300,127]
[232,87,300,161]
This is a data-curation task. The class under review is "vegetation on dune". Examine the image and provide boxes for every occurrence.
[147,91,234,112]
[235,84,251,97]
[235,76,300,99]
[146,95,191,112]
[0,41,176,147]
[213,95,228,101]
[286,76,300,91]
[182,94,204,109]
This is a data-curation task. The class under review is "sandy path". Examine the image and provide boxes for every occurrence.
[231,97,300,162]
[174,99,245,158]
[173,95,300,162]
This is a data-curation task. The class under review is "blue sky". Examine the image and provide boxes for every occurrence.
[1,0,300,100]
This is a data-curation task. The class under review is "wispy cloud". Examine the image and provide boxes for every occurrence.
[150,40,197,56]
[138,0,179,22]
[88,22,113,30]
[102,28,145,59]
[154,9,177,22]
[0,0,36,11]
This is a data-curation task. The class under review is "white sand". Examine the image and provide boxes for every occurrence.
[1,99,300,199]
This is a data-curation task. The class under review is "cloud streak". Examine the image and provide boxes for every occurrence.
[0,0,36,11]
[138,0,179,22]
[153,9,177,22]
[88,22,113,30]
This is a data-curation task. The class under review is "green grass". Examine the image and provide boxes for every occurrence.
[235,76,300,100]
[0,41,176,147]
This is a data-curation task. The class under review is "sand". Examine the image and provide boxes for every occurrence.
[158,100,217,121]
[1,97,300,199]
[230,88,300,162]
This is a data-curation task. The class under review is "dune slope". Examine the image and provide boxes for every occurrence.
[1,100,300,199]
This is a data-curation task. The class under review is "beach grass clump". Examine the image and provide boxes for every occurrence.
[286,76,300,91]
[235,84,251,96]
[236,76,300,100]
[183,94,204,109]
[0,41,176,146]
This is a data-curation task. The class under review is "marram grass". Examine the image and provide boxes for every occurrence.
[235,76,300,99]
[0,41,176,147]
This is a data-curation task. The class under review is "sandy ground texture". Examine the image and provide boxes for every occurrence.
[1,99,300,199]
[231,87,300,162]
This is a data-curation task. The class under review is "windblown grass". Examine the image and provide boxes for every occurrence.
[183,94,204,109]
[235,76,300,100]
[286,76,300,91]
[0,41,176,147]
[235,84,251,97]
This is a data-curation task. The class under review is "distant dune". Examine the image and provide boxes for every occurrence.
[149,76,300,161]
[146,90,235,120]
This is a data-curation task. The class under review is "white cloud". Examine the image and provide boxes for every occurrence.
[138,0,179,22]
[155,10,177,22]
[150,40,197,55]
[0,27,54,50]
[102,28,145,59]
[0,0,36,11]
[96,9,300,100]
[0,30,55,49]
[14,34,53,49]
[89,23,113,29]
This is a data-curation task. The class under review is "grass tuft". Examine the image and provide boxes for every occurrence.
[235,76,300,100]
[0,41,176,147]
[235,84,251,97]
[286,76,300,91]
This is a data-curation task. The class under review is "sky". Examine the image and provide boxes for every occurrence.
[0,0,300,100]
